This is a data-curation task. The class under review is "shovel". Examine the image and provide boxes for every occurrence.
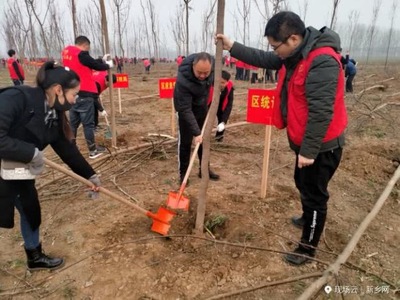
[103,114,112,139]
[166,111,211,211]
[99,96,112,139]
[166,141,201,211]
[44,158,175,235]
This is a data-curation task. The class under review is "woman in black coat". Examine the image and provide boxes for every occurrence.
[0,61,101,271]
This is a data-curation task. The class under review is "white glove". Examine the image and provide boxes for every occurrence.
[217,122,225,132]
[105,60,114,68]
[102,53,110,62]
[100,110,108,117]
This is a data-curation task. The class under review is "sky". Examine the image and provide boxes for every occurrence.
[0,0,398,57]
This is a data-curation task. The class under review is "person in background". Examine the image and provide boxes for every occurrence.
[174,52,220,185]
[0,61,101,271]
[207,70,234,142]
[216,11,347,266]
[61,35,113,159]
[177,55,186,67]
[92,70,117,130]
[143,58,151,74]
[7,49,25,86]
[344,54,357,93]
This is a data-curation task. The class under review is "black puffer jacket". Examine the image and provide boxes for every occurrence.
[173,53,213,136]
[0,86,95,229]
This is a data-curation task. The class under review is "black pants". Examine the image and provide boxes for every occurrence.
[178,114,205,178]
[294,147,343,252]
[346,74,355,92]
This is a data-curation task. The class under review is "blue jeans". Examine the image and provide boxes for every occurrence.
[14,195,39,250]
[69,96,96,151]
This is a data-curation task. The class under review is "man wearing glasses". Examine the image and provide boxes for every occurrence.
[216,11,347,266]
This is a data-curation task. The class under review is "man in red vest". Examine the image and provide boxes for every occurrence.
[207,70,234,142]
[7,49,25,85]
[217,11,347,265]
[62,36,113,159]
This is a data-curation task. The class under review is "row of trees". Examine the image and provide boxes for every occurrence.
[1,0,400,67]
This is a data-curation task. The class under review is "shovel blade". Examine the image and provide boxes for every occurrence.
[151,220,171,236]
[154,207,176,223]
[166,191,190,211]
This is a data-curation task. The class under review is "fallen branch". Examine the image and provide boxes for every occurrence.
[356,85,386,96]
[205,272,324,300]
[370,102,400,113]
[298,165,400,300]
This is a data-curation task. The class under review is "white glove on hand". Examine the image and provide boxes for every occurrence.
[102,53,110,62]
[29,148,44,175]
[105,60,114,68]
[100,110,108,117]
[217,122,225,132]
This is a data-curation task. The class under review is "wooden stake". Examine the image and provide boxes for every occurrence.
[260,125,272,198]
[171,98,176,137]
[118,88,122,114]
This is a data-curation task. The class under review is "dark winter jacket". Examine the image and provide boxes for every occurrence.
[0,86,95,230]
[230,26,345,157]
[173,53,213,136]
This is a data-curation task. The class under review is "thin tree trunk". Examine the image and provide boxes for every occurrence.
[195,0,225,234]
[99,0,117,147]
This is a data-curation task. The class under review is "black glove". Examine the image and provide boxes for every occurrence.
[29,148,44,175]
[88,174,101,199]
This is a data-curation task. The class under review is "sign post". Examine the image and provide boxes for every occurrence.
[158,78,177,136]
[246,89,276,198]
[113,73,129,114]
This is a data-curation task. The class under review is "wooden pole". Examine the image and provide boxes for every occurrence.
[260,125,272,198]
[118,88,122,113]
[99,0,117,147]
[195,0,225,234]
[171,98,176,137]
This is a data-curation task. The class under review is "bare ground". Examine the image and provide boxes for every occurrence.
[0,63,399,300]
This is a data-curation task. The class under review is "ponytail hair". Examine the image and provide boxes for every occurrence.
[36,61,80,141]
[36,61,80,90]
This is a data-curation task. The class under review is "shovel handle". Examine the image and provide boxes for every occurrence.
[176,111,211,200]
[43,158,149,216]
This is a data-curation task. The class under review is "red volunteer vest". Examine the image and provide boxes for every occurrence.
[62,45,97,93]
[92,70,107,94]
[207,80,233,111]
[274,47,347,145]
[7,58,25,80]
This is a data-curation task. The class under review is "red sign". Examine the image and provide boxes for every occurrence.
[246,89,276,125]
[113,73,129,88]
[159,78,176,98]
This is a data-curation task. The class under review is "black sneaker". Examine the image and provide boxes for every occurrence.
[284,247,314,266]
[89,146,106,159]
[291,216,305,229]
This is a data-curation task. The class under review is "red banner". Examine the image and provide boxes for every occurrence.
[246,89,276,125]
[158,78,176,98]
[113,73,129,88]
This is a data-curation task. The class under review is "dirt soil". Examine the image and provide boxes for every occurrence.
[0,62,399,300]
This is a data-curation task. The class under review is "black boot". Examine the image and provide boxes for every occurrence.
[284,245,315,265]
[25,244,65,271]
[291,215,305,229]
[284,210,326,266]
[198,168,220,181]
